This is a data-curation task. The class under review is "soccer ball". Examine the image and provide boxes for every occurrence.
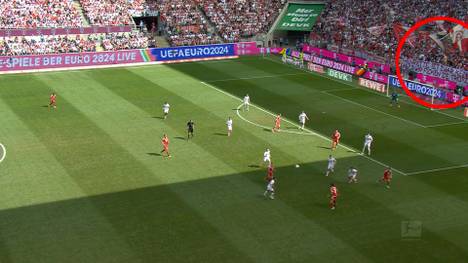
[295,164,300,168]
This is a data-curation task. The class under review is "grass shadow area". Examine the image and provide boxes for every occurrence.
[1,158,467,262]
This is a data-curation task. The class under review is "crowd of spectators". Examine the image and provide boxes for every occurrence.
[156,0,220,46]
[101,31,149,51]
[310,0,466,76]
[0,32,152,55]
[0,0,84,28]
[80,0,145,25]
[0,35,97,56]
[200,0,284,43]
[401,58,467,86]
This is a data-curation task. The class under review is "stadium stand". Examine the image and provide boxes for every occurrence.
[310,0,467,72]
[0,0,85,28]
[0,31,151,56]
[200,0,285,43]
[155,0,221,46]
[0,0,152,55]
[79,0,145,25]
[101,31,149,51]
[0,35,97,56]
[0,0,464,88]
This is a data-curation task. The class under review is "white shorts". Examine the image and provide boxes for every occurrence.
[327,164,335,171]
[267,186,274,192]
[348,174,357,180]
[163,109,169,114]
[227,125,232,131]
[264,157,271,163]
[300,120,305,124]
[364,142,372,147]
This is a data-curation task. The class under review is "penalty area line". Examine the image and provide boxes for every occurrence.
[0,143,6,163]
[405,164,468,176]
[263,56,468,123]
[424,121,468,128]
[206,72,309,83]
[322,90,427,128]
[200,81,407,176]
[236,104,316,136]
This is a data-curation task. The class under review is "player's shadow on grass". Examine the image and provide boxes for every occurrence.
[248,164,261,168]
[152,116,165,119]
[213,132,227,136]
[146,152,162,156]
[316,146,331,150]
[174,136,187,140]
[41,105,49,108]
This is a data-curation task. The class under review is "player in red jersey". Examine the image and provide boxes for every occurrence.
[49,93,57,109]
[266,162,274,181]
[379,167,392,188]
[272,114,282,132]
[160,134,171,157]
[329,183,339,210]
[331,130,341,150]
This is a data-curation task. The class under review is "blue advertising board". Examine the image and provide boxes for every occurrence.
[150,44,235,62]
[388,75,446,100]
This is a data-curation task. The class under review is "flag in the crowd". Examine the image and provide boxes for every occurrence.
[279,48,292,56]
[356,68,366,76]
[429,32,446,51]
[451,25,468,52]
[367,25,386,36]
[393,23,416,47]
[356,63,368,76]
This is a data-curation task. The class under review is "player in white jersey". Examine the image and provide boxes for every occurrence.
[361,133,373,156]
[263,177,275,199]
[298,111,309,130]
[262,148,271,166]
[162,102,170,119]
[325,155,336,177]
[243,94,250,111]
[226,117,233,136]
[348,167,358,183]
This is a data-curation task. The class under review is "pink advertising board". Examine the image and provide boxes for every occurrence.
[416,73,457,91]
[302,45,391,74]
[0,49,149,72]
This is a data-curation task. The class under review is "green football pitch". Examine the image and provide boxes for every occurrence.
[0,56,467,262]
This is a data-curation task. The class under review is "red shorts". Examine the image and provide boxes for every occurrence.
[50,100,56,105]
[383,176,391,182]
[163,146,169,151]
[330,196,337,202]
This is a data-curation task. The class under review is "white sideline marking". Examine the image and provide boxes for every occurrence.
[405,164,468,176]
[323,87,360,92]
[263,56,468,123]
[425,121,468,128]
[430,108,468,122]
[200,81,407,176]
[323,90,428,128]
[0,143,6,163]
[206,72,308,83]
